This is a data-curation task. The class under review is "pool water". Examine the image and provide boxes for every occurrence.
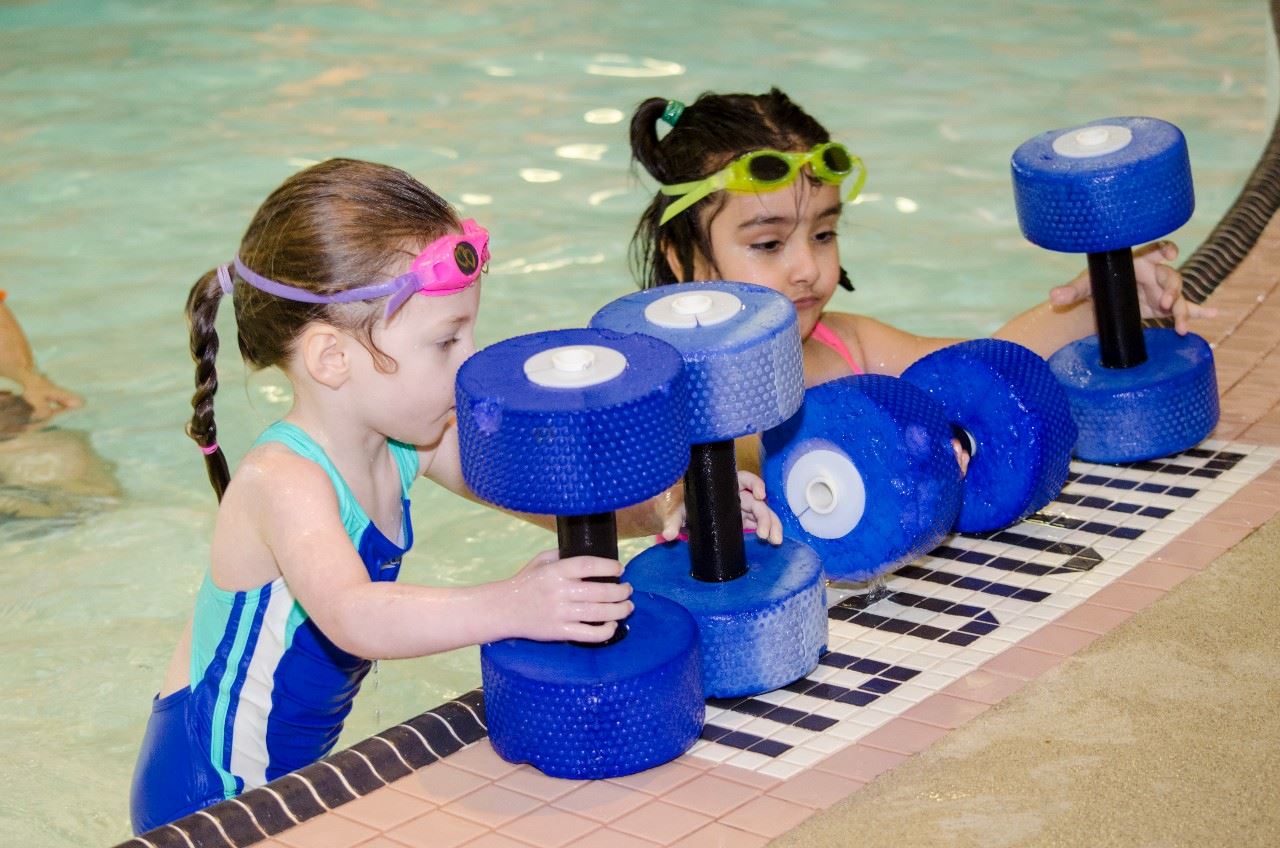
[0,1,1273,844]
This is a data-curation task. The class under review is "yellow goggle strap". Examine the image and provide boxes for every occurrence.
[658,172,729,225]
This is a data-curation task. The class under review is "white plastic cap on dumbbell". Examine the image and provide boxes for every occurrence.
[643,290,743,329]
[523,345,628,388]
[783,448,867,539]
[1051,124,1133,159]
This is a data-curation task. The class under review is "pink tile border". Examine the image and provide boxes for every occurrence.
[813,744,908,782]
[900,693,992,730]
[500,806,601,848]
[610,799,714,844]
[717,795,815,839]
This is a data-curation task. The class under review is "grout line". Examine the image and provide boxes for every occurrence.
[259,785,301,826]
[319,760,361,800]
[280,772,329,814]
[193,811,234,848]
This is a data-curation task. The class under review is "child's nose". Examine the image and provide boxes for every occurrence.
[789,245,820,286]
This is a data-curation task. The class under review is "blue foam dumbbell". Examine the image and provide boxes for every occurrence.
[591,282,828,698]
[1012,117,1218,462]
[456,328,704,778]
[901,338,1077,532]
[761,375,964,583]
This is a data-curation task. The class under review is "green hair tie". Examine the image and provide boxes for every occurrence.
[660,100,685,128]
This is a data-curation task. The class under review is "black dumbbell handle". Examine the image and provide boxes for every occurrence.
[557,512,618,562]
[1087,248,1148,369]
[684,440,749,583]
[557,512,627,646]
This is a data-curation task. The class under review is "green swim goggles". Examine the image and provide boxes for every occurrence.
[658,142,867,225]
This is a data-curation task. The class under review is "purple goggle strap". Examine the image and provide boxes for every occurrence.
[230,257,413,316]
[223,221,488,318]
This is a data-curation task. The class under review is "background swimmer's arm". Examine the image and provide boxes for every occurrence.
[0,299,83,419]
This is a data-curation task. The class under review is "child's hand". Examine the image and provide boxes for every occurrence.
[737,471,783,544]
[504,550,634,643]
[656,483,685,542]
[1048,240,1217,335]
[657,471,784,545]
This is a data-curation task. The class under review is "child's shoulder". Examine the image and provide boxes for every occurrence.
[228,441,339,510]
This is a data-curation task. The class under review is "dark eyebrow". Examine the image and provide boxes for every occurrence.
[737,202,845,230]
[737,215,793,230]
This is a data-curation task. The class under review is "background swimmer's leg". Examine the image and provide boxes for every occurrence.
[0,428,121,500]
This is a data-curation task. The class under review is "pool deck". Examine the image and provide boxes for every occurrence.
[120,215,1280,848]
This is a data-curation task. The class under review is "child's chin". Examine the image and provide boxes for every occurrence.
[412,422,449,448]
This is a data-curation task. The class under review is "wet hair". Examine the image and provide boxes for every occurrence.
[186,158,458,499]
[628,87,853,291]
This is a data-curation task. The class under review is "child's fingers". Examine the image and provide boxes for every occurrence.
[558,555,624,580]
[562,620,620,644]
[757,507,783,545]
[570,599,634,624]
[529,548,561,568]
[660,511,683,541]
[741,495,783,545]
[570,579,633,604]
[1049,274,1088,306]
[1188,302,1219,321]
[1136,239,1179,263]
[736,470,766,500]
[1156,265,1180,310]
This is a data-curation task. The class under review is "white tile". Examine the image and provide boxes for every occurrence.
[690,743,733,764]
[756,759,806,780]
[726,750,773,771]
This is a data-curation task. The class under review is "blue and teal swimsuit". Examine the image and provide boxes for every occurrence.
[130,422,418,834]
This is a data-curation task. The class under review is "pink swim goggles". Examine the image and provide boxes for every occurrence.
[222,219,490,318]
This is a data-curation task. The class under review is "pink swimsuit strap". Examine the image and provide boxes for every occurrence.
[810,320,864,375]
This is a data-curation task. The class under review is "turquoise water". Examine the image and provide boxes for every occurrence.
[0,1,1272,844]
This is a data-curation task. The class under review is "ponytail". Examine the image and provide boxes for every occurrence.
[629,97,673,183]
[185,268,231,501]
[628,96,715,289]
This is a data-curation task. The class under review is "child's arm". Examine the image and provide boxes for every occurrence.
[239,450,632,659]
[993,240,1215,358]
[830,240,1214,373]
[828,311,961,377]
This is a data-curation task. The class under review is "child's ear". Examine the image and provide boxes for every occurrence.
[663,240,713,283]
[299,324,351,389]
[661,243,687,282]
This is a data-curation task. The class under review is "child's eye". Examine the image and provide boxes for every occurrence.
[815,229,838,244]
[749,239,784,253]
[437,336,459,350]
